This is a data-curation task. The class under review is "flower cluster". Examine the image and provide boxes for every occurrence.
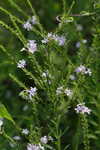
[75,65,92,76]
[23,16,38,31]
[20,87,37,100]
[75,103,91,115]
[27,135,53,150]
[42,33,66,46]
[17,59,26,68]
[56,86,73,97]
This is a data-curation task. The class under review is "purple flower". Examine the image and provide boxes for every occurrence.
[23,21,32,31]
[75,103,91,115]
[75,65,92,76]
[27,144,40,150]
[55,36,66,46]
[41,33,66,46]
[40,136,48,144]
[17,59,26,68]
[27,40,37,54]
[28,87,37,100]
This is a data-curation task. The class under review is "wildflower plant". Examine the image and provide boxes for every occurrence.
[0,0,99,150]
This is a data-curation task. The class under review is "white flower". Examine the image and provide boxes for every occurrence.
[13,136,21,141]
[17,59,26,68]
[47,33,53,38]
[41,33,53,44]
[9,142,15,148]
[76,24,83,31]
[23,21,32,31]
[23,105,29,111]
[27,40,37,54]
[41,38,49,44]
[84,68,92,76]
[64,88,73,97]
[40,136,48,144]
[38,144,44,150]
[42,71,52,84]
[20,47,26,52]
[0,118,3,130]
[48,136,53,141]
[42,72,47,78]
[0,119,3,127]
[75,103,91,115]
[31,16,38,25]
[82,39,87,44]
[56,86,64,95]
[69,75,76,80]
[42,70,50,78]
[27,144,40,150]
[22,128,29,135]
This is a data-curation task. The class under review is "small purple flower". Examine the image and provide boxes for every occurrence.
[75,65,86,73]
[75,103,91,115]
[27,40,37,54]
[23,16,38,31]
[27,144,40,150]
[41,33,66,46]
[28,87,37,100]
[40,136,48,144]
[55,36,66,46]
[76,42,81,48]
[17,59,26,68]
[23,21,32,31]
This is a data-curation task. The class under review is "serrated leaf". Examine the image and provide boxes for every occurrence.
[0,104,15,124]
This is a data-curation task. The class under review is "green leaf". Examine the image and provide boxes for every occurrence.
[0,103,15,124]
